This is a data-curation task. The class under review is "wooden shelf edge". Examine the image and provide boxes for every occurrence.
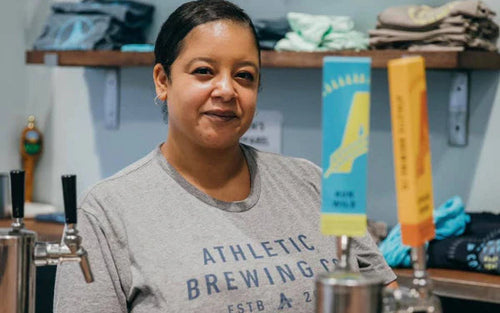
[261,50,462,69]
[394,268,500,304]
[26,50,500,69]
[26,50,155,67]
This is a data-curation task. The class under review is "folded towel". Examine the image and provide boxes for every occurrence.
[275,12,368,52]
[288,13,354,44]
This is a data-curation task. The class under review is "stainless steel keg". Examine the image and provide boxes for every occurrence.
[316,270,384,313]
[0,228,36,313]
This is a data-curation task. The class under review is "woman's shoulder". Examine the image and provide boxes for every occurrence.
[243,144,319,169]
[79,147,165,210]
[242,144,321,183]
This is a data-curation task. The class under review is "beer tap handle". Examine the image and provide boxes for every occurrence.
[10,170,25,219]
[61,174,94,283]
[61,175,77,224]
[10,170,25,230]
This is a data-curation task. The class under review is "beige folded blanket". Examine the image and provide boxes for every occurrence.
[377,0,495,30]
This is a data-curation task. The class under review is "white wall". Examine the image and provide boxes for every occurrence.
[0,0,27,173]
[1,0,499,225]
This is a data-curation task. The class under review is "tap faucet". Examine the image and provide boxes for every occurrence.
[34,175,93,282]
[382,246,441,313]
[316,242,442,313]
[0,170,93,313]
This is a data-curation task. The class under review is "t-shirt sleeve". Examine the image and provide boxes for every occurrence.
[53,201,127,313]
[350,233,397,285]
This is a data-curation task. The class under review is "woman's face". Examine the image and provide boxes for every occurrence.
[157,20,260,151]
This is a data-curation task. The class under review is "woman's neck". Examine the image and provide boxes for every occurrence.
[161,135,250,201]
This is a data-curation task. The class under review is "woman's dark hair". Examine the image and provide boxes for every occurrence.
[154,0,261,81]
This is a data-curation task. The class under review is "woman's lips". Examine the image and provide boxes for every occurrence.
[203,110,238,121]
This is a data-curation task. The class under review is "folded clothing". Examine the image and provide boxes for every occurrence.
[121,43,154,52]
[54,0,154,29]
[370,0,498,51]
[34,14,139,50]
[254,17,290,50]
[275,12,368,52]
[379,196,470,267]
[463,212,500,236]
[370,24,498,51]
[34,0,154,50]
[376,0,494,31]
[428,212,500,274]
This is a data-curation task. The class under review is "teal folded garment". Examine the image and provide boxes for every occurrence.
[275,12,368,51]
[379,196,471,267]
[121,44,154,52]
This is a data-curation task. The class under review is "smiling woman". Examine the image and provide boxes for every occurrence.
[154,19,260,201]
[53,1,395,313]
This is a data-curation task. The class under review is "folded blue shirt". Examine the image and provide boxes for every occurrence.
[120,44,154,52]
[379,196,471,267]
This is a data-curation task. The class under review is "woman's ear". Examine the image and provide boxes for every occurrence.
[153,64,168,101]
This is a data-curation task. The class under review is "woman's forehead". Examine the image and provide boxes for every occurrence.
[177,20,259,61]
[185,20,254,42]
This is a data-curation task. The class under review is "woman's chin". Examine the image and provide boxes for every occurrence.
[199,137,241,151]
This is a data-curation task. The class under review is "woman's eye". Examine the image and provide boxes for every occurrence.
[192,67,212,75]
[236,72,254,81]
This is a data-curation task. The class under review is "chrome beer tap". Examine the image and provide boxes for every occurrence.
[316,235,385,313]
[34,174,93,282]
[316,242,442,313]
[0,170,93,313]
[383,246,442,313]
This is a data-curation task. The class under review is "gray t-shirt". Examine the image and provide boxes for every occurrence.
[54,144,395,313]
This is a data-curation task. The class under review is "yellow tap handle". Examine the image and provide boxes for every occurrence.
[388,57,435,246]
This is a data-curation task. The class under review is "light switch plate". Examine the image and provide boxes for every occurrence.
[104,69,120,130]
[448,72,468,146]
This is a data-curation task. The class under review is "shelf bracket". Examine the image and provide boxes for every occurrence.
[448,71,469,146]
[103,68,120,130]
[43,53,59,66]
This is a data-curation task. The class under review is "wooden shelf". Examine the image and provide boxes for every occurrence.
[0,219,63,242]
[394,268,500,304]
[26,50,500,69]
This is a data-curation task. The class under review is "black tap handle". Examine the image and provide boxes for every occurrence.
[62,175,77,224]
[10,170,25,218]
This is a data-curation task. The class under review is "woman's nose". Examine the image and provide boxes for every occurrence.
[212,74,236,101]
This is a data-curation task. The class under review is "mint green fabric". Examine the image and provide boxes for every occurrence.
[275,12,368,51]
[323,31,369,50]
[275,32,319,52]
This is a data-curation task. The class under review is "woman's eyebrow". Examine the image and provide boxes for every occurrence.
[186,57,216,68]
[237,61,259,72]
[185,58,259,72]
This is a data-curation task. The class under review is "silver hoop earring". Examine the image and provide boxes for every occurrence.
[154,95,165,106]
